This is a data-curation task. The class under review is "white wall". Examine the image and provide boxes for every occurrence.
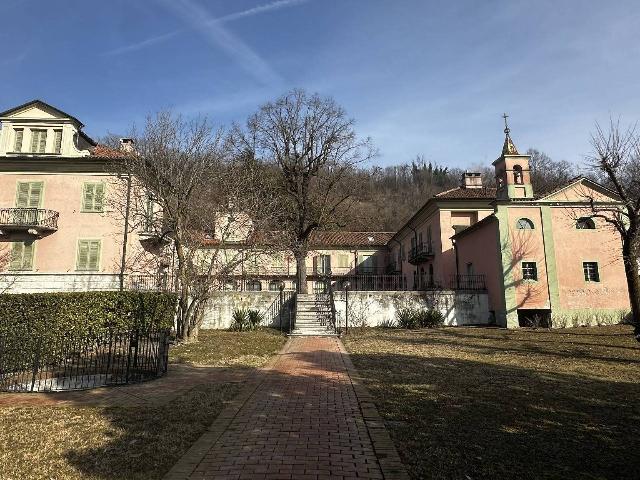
[201,291,290,329]
[0,273,120,293]
[332,290,490,328]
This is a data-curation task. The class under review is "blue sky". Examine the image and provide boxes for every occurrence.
[2,0,639,168]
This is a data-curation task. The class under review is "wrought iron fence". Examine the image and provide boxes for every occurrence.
[0,208,59,230]
[126,273,173,292]
[0,327,170,392]
[332,274,408,291]
[448,274,486,290]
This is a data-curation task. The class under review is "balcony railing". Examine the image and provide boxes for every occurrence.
[448,274,486,291]
[0,208,59,233]
[332,274,408,291]
[408,242,434,264]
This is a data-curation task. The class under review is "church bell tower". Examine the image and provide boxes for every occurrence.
[492,114,533,200]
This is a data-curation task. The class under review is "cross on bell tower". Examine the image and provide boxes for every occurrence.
[492,113,533,200]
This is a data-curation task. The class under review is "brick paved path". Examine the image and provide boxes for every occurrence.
[165,336,407,480]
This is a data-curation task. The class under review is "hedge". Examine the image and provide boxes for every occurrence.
[0,291,177,382]
[0,291,176,333]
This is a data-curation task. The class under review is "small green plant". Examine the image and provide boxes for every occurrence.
[230,308,248,331]
[246,309,263,330]
[396,307,418,329]
[417,309,445,328]
[396,307,444,329]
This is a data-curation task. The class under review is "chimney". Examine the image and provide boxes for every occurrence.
[119,138,134,153]
[461,171,483,189]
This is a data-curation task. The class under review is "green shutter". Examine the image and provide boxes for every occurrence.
[82,183,105,212]
[28,182,43,207]
[15,182,43,208]
[77,240,101,270]
[14,129,23,152]
[38,130,47,153]
[30,130,39,153]
[9,243,23,270]
[15,182,30,207]
[9,242,34,270]
[88,241,100,270]
[22,243,34,270]
[54,130,62,154]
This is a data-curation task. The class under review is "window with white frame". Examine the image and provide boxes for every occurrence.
[53,129,63,154]
[516,218,534,229]
[583,262,600,282]
[522,261,538,281]
[30,129,47,153]
[13,129,24,152]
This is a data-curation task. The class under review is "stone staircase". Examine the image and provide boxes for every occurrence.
[290,293,338,336]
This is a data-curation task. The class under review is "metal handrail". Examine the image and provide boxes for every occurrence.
[449,274,486,290]
[0,208,59,230]
[408,242,434,261]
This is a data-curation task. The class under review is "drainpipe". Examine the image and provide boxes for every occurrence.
[407,225,419,289]
[119,173,132,292]
[452,237,460,289]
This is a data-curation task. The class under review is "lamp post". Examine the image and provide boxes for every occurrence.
[278,281,285,333]
[344,281,351,335]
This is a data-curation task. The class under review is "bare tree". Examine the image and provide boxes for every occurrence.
[526,148,573,194]
[586,120,640,341]
[115,111,275,342]
[232,89,374,293]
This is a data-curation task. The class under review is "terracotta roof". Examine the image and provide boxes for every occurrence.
[308,231,394,247]
[90,145,125,159]
[435,187,497,199]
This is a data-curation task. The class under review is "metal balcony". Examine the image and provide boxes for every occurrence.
[0,208,59,235]
[408,242,434,265]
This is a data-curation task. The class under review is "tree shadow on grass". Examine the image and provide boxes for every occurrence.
[63,382,240,480]
[60,339,640,480]
[349,350,640,480]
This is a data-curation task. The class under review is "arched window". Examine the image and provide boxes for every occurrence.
[513,165,523,185]
[268,280,281,291]
[516,218,534,230]
[576,217,596,229]
[246,280,262,291]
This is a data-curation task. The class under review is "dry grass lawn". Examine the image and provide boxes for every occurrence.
[0,329,287,480]
[344,324,640,480]
[169,328,287,367]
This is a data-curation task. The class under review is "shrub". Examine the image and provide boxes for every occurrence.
[246,309,263,330]
[417,309,445,328]
[396,307,444,329]
[0,291,177,373]
[230,308,248,331]
[396,307,418,329]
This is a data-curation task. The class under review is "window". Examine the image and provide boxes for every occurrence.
[428,264,434,286]
[522,261,538,281]
[30,129,47,153]
[427,226,432,248]
[466,262,474,275]
[576,217,596,229]
[53,129,63,154]
[246,280,262,291]
[82,182,105,212]
[314,254,331,274]
[513,165,523,184]
[516,218,534,229]
[337,254,350,269]
[268,281,281,291]
[583,262,600,282]
[76,240,101,271]
[14,129,24,152]
[9,242,34,271]
[358,254,375,274]
[15,181,43,208]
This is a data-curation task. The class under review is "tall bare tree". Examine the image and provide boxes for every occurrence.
[586,120,640,341]
[232,90,374,293]
[115,111,275,342]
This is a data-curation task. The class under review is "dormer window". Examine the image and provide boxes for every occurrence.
[13,129,24,152]
[53,129,63,154]
[30,129,47,153]
[513,165,523,184]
